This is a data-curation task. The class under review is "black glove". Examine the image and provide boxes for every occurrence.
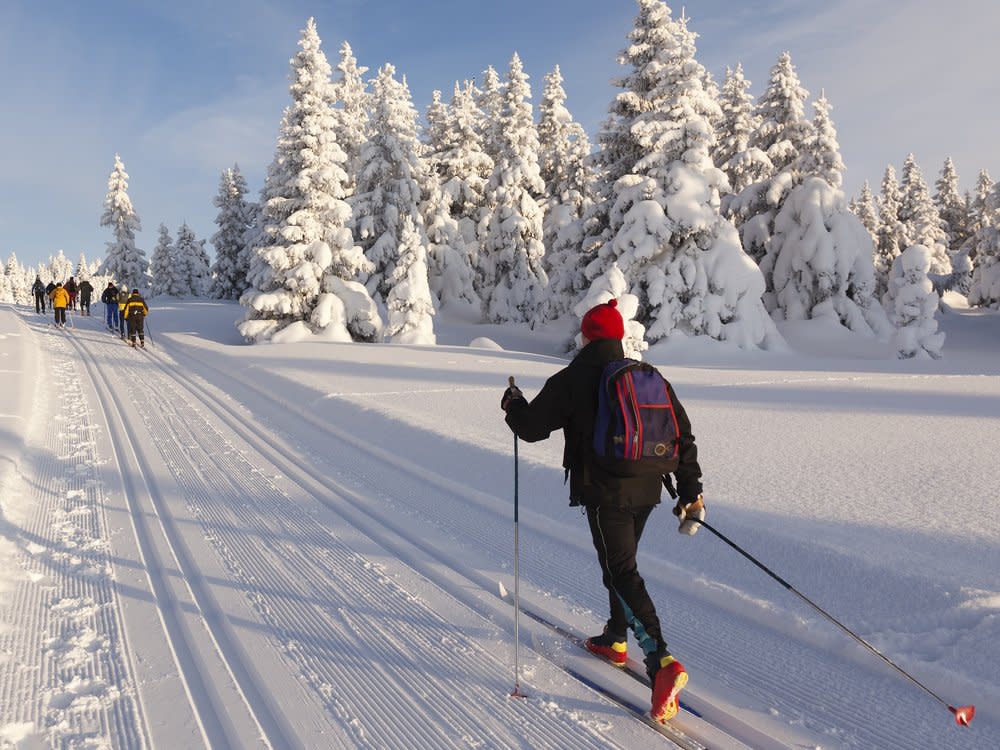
[673,495,705,536]
[500,385,524,412]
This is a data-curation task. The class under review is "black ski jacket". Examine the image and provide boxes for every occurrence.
[101,286,118,304]
[504,338,702,510]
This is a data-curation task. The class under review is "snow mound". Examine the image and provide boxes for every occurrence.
[469,337,503,351]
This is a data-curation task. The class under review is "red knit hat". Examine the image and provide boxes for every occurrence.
[581,299,625,341]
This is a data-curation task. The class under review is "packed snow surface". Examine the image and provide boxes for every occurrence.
[0,297,997,749]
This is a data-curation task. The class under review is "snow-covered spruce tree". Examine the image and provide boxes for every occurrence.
[899,153,950,278]
[580,0,677,281]
[240,19,375,343]
[967,179,1000,308]
[729,51,812,266]
[3,253,28,305]
[174,223,211,296]
[850,180,879,239]
[352,64,432,318]
[963,169,994,264]
[481,52,547,324]
[874,165,905,298]
[210,165,253,299]
[330,41,370,197]
[150,224,176,296]
[384,215,436,343]
[588,1,779,348]
[935,157,969,256]
[765,95,892,337]
[420,89,478,309]
[572,263,648,359]
[535,65,594,323]
[99,154,148,290]
[48,249,74,283]
[476,66,504,167]
[884,245,945,358]
[714,64,771,215]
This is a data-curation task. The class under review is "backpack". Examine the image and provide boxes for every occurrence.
[592,359,680,477]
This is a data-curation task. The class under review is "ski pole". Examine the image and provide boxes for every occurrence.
[509,376,526,699]
[145,319,153,348]
[692,515,975,726]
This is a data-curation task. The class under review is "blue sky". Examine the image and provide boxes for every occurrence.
[3,0,998,272]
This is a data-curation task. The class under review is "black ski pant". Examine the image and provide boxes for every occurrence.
[54,307,66,326]
[80,294,91,314]
[35,292,46,313]
[586,504,665,659]
[127,314,145,343]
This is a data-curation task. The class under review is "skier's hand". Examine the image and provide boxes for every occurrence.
[500,385,524,412]
[673,495,705,536]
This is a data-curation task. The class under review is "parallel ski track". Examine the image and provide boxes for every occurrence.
[146,333,963,750]
[0,324,146,748]
[65,328,291,750]
[102,333,736,750]
[72,324,634,749]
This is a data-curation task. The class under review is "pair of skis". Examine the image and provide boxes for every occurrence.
[501,589,707,749]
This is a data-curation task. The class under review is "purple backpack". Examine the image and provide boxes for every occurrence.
[592,359,680,477]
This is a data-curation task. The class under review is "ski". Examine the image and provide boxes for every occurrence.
[501,592,708,749]
[527,629,707,750]
[517,603,701,716]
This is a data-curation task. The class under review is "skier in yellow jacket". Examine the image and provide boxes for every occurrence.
[123,289,149,348]
[50,283,70,328]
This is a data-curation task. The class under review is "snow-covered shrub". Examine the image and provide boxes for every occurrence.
[884,245,945,359]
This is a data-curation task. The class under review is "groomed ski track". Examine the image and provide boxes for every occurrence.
[3,305,993,749]
[6,310,712,748]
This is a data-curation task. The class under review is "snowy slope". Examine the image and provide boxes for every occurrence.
[0,299,997,750]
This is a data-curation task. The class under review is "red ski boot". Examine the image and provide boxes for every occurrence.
[650,654,687,723]
[584,629,627,666]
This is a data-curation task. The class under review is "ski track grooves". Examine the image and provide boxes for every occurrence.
[66,331,289,750]
[156,332,936,750]
[72,325,629,748]
[0,322,146,749]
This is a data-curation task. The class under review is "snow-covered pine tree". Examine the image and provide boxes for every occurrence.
[240,19,375,343]
[74,252,89,278]
[3,253,28,305]
[899,153,950,278]
[352,64,432,317]
[476,66,504,166]
[764,95,892,337]
[419,89,478,310]
[535,65,594,323]
[963,169,994,264]
[99,154,148,290]
[874,164,905,298]
[175,223,211,296]
[384,215,436,343]
[967,178,1000,308]
[481,52,547,324]
[580,0,675,280]
[850,180,879,239]
[210,165,253,300]
[587,1,779,349]
[715,63,771,215]
[150,224,176,296]
[884,245,945,358]
[935,157,968,255]
[48,250,74,283]
[572,263,648,359]
[728,51,812,265]
[331,41,370,197]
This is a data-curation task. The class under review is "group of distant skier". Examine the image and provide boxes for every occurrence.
[30,274,149,347]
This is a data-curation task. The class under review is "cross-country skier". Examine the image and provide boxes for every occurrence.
[78,278,94,315]
[65,276,78,310]
[123,289,148,347]
[31,275,46,313]
[116,287,130,338]
[50,282,70,328]
[500,299,705,724]
[101,281,119,330]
